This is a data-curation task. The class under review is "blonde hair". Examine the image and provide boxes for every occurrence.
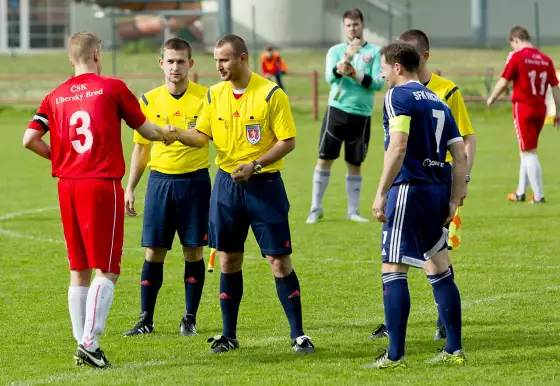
[68,32,101,63]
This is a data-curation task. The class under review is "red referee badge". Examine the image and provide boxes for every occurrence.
[362,54,373,63]
[246,124,261,144]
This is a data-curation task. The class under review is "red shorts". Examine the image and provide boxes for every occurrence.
[513,102,547,151]
[58,179,124,274]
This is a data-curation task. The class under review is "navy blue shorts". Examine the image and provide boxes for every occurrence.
[381,183,449,268]
[209,168,292,256]
[142,169,211,250]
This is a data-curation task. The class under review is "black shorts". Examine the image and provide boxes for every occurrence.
[318,105,371,166]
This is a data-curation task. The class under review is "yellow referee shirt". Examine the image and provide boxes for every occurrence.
[195,73,296,173]
[424,73,474,162]
[134,82,209,174]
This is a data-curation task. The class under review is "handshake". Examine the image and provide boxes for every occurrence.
[161,124,180,146]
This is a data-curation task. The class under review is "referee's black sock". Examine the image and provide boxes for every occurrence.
[184,258,205,320]
[275,270,304,339]
[220,271,243,339]
[140,260,164,325]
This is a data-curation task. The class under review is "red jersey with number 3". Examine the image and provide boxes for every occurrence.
[501,47,559,107]
[28,73,146,179]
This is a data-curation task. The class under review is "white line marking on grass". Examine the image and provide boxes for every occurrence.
[0,206,59,222]
[13,360,170,386]
[416,285,560,315]
[0,206,142,252]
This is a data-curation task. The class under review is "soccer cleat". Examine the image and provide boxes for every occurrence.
[306,209,323,224]
[73,347,82,366]
[180,313,197,336]
[292,335,315,354]
[425,348,467,365]
[528,196,546,204]
[347,213,370,223]
[76,344,114,369]
[123,312,154,337]
[208,335,239,353]
[507,192,525,202]
[434,325,447,341]
[361,351,407,369]
[369,323,389,339]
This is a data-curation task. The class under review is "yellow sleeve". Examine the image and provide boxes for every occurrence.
[133,95,152,145]
[389,115,411,134]
[195,89,213,138]
[447,88,474,136]
[269,89,296,140]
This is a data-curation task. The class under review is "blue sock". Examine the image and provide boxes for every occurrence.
[220,271,243,339]
[140,260,164,324]
[184,259,205,320]
[436,265,454,328]
[275,270,304,339]
[428,269,462,353]
[382,272,410,361]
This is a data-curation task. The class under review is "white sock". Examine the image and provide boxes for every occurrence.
[525,154,544,200]
[516,156,528,196]
[346,174,362,215]
[311,167,331,212]
[81,277,115,352]
[68,286,89,344]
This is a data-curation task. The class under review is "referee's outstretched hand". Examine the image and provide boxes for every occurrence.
[232,163,254,183]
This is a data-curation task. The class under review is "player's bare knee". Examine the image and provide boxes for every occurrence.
[381,262,408,274]
[317,159,334,169]
[95,270,119,284]
[70,269,92,286]
[219,251,243,273]
[266,254,293,276]
[183,246,203,262]
[145,247,167,263]
[424,249,450,275]
[346,162,361,175]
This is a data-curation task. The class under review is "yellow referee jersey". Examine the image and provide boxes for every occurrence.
[195,73,296,173]
[134,82,209,174]
[424,73,474,162]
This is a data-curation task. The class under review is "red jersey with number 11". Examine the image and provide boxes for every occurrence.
[501,47,559,107]
[28,73,146,179]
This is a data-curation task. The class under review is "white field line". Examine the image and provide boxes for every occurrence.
[10,276,560,384]
[0,206,143,252]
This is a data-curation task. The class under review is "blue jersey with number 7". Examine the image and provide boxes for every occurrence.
[382,81,462,186]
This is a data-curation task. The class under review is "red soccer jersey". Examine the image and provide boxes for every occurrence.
[501,47,559,107]
[28,73,146,179]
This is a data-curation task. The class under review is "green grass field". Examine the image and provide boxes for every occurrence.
[1,48,560,385]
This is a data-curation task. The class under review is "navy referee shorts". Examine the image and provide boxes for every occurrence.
[209,168,292,256]
[142,169,211,250]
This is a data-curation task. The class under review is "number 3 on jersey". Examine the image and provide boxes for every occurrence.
[70,111,93,153]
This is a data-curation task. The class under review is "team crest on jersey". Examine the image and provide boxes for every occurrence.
[362,54,373,63]
[246,124,261,144]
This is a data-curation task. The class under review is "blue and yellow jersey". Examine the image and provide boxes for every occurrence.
[134,82,209,174]
[195,73,296,174]
[424,73,474,163]
[383,82,462,186]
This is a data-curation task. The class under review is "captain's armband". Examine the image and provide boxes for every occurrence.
[389,115,411,134]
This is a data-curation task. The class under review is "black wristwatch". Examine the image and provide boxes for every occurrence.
[466,174,471,183]
[252,160,262,173]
